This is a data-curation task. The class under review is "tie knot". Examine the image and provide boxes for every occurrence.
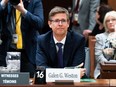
[56,43,63,48]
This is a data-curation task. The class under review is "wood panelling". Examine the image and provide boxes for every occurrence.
[108,0,116,10]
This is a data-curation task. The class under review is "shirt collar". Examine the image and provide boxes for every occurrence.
[53,36,66,45]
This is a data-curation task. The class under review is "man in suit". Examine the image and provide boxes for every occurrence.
[0,0,44,77]
[71,0,100,39]
[36,6,86,78]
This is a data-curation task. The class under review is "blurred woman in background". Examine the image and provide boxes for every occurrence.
[91,4,112,36]
[94,11,116,79]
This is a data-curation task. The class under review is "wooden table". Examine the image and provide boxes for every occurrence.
[109,79,116,87]
[0,79,110,87]
[74,79,109,87]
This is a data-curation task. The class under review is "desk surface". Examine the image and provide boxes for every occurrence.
[0,79,110,87]
[109,79,116,87]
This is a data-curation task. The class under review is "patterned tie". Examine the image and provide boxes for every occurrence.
[16,10,23,49]
[56,43,63,68]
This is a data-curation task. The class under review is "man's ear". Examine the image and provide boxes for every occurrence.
[48,21,52,28]
[67,20,70,28]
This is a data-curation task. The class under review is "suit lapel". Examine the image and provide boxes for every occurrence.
[48,32,73,67]
[63,32,72,66]
[73,0,76,9]
[49,34,57,64]
[7,4,16,34]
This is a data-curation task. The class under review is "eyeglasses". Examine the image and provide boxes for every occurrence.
[106,18,116,23]
[50,19,68,24]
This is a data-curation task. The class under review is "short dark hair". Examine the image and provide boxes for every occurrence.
[48,6,70,21]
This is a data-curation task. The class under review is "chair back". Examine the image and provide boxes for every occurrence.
[88,36,96,78]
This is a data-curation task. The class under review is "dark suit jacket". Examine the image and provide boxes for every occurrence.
[21,0,44,64]
[36,30,86,68]
[0,0,44,66]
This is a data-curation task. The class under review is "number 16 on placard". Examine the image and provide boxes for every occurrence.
[36,71,44,78]
[34,69,46,84]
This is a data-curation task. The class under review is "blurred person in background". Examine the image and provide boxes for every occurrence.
[91,4,113,36]
[94,11,116,79]
[0,0,44,77]
[71,0,100,40]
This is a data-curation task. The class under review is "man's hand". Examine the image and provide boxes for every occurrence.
[1,0,9,5]
[75,63,86,78]
[80,68,86,78]
[13,0,27,15]
[83,29,92,40]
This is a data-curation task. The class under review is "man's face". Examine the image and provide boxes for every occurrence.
[48,13,70,36]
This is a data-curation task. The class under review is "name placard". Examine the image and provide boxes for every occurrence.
[46,68,80,82]
[0,73,29,85]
